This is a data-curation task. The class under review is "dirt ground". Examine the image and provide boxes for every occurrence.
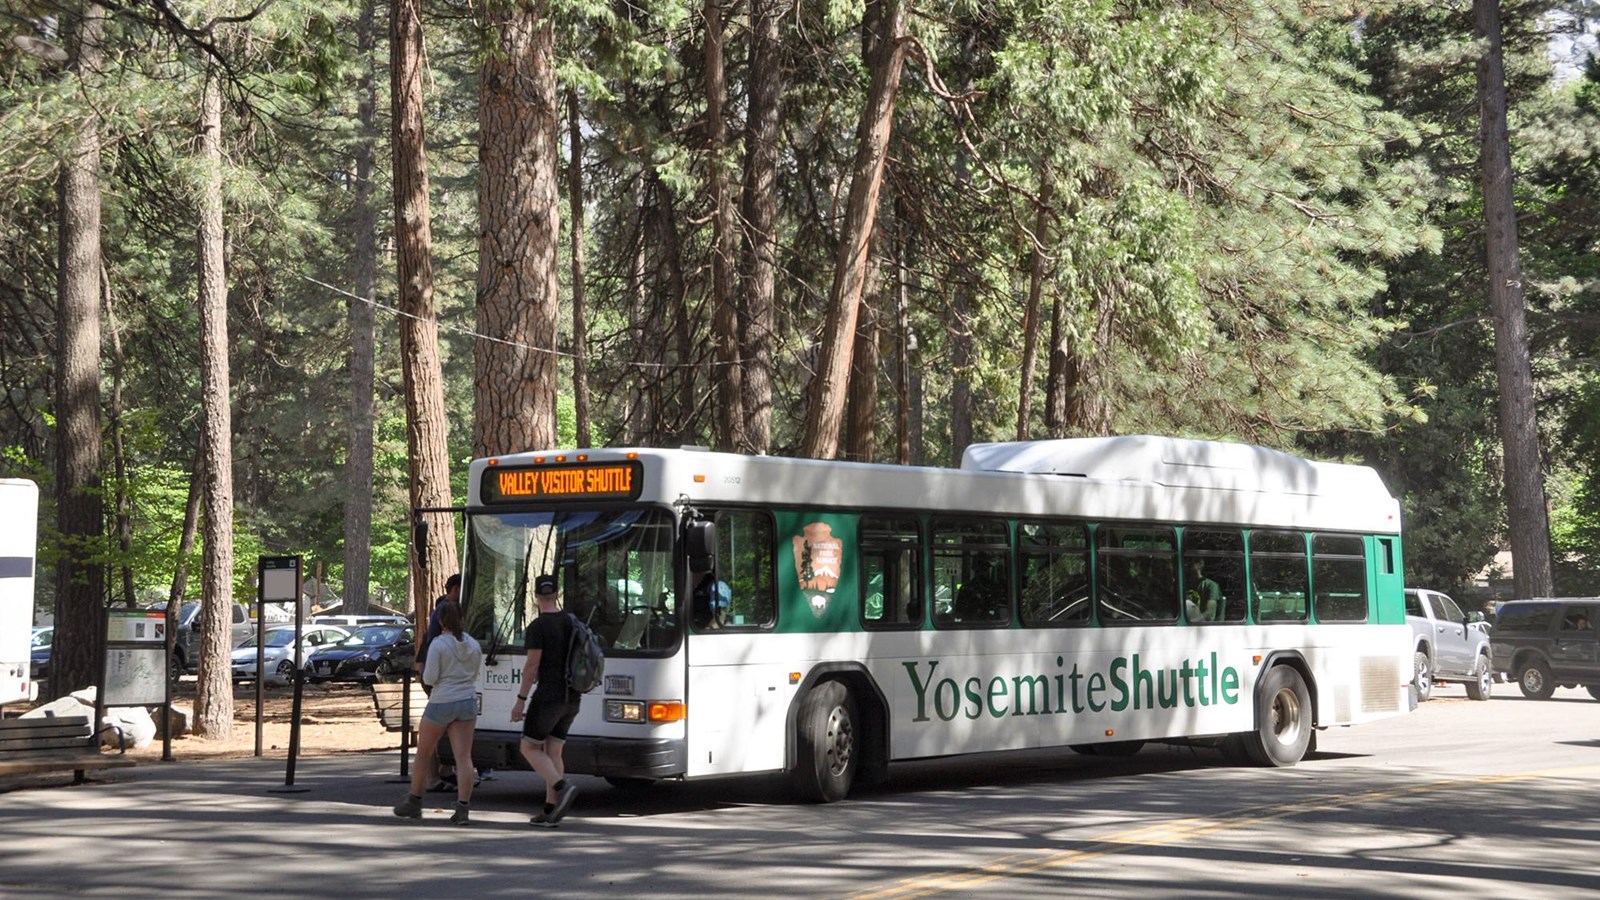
[126,678,402,763]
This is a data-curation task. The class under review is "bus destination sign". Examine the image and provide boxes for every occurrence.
[481,460,643,504]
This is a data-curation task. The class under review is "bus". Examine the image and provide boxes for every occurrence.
[0,479,39,706]
[457,436,1412,802]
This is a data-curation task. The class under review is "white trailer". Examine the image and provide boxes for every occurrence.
[0,478,39,705]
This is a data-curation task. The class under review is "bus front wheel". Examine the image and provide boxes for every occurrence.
[1240,666,1312,767]
[792,681,857,803]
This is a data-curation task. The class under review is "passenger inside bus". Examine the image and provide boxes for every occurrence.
[691,572,732,630]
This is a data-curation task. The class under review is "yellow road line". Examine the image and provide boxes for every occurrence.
[847,765,1600,899]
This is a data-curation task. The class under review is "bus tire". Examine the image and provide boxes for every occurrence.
[792,681,857,803]
[1241,666,1312,768]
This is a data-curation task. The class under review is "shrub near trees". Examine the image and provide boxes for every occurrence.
[1,0,1596,720]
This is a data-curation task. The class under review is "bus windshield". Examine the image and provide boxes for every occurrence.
[463,507,679,654]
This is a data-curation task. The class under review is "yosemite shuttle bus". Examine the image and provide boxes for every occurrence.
[1,479,40,706]
[457,436,1412,801]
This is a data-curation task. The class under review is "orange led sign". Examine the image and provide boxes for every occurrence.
[481,460,642,504]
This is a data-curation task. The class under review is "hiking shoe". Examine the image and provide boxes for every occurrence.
[449,803,470,826]
[529,809,556,827]
[547,783,579,825]
[392,793,422,819]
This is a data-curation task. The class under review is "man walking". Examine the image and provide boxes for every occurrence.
[510,573,582,826]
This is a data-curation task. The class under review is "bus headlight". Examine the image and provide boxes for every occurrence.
[605,700,644,723]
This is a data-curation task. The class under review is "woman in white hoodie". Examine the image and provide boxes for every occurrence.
[393,599,482,825]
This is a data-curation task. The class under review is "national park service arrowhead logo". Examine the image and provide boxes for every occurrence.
[792,522,842,620]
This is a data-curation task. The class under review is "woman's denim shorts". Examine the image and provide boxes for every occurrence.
[422,697,478,726]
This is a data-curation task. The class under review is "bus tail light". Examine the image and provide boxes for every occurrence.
[648,701,686,723]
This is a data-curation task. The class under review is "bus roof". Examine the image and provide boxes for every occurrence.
[468,437,1400,534]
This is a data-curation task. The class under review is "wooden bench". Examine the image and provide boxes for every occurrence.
[0,715,135,783]
[370,681,428,736]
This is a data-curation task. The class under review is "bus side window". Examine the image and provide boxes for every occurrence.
[1250,530,1308,622]
[1181,528,1246,624]
[861,516,922,630]
[931,518,1012,628]
[696,509,775,631]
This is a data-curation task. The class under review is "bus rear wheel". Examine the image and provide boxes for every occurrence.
[792,681,857,803]
[1240,666,1312,767]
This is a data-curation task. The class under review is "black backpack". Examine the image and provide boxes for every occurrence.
[565,612,605,694]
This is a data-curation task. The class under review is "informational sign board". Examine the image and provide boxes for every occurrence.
[103,608,169,706]
[260,556,301,603]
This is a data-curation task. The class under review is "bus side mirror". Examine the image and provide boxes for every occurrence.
[685,519,716,575]
[413,517,429,570]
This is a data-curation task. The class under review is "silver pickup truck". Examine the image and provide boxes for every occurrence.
[1405,588,1493,702]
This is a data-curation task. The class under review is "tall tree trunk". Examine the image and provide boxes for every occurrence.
[1475,0,1553,596]
[625,173,651,443]
[737,0,789,454]
[104,275,134,607]
[476,0,560,457]
[800,0,908,459]
[169,446,203,609]
[51,2,107,700]
[345,0,380,615]
[706,0,744,451]
[568,89,592,448]
[194,66,235,739]
[1017,164,1052,441]
[893,198,912,465]
[845,230,883,462]
[393,0,459,622]
[949,270,974,459]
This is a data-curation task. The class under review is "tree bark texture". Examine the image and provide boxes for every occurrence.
[844,229,883,462]
[738,0,788,454]
[476,0,560,458]
[949,270,974,459]
[344,0,379,615]
[568,89,591,448]
[105,277,135,607]
[893,199,912,465]
[195,66,235,738]
[1017,164,1053,441]
[706,0,745,452]
[392,0,459,619]
[801,0,907,459]
[1475,0,1553,597]
[51,2,106,701]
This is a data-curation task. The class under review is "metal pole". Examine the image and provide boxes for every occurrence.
[254,594,264,758]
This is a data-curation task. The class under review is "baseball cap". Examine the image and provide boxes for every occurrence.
[534,574,559,595]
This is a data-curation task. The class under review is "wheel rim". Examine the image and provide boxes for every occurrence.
[824,704,854,777]
[1524,668,1545,693]
[1270,687,1303,746]
[1415,654,1431,696]
[1476,662,1492,695]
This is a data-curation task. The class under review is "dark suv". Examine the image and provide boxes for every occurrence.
[1491,598,1600,700]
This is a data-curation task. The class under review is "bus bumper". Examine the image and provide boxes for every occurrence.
[458,728,687,779]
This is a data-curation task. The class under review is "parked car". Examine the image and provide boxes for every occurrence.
[1491,598,1600,700]
[309,614,410,629]
[231,624,351,685]
[1405,588,1493,702]
[152,601,253,675]
[304,624,415,683]
[29,626,51,681]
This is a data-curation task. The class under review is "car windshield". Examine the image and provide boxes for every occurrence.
[238,630,297,649]
[464,507,678,654]
[339,627,402,647]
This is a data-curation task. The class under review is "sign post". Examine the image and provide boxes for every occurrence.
[259,555,306,792]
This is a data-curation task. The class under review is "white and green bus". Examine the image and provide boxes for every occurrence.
[458,436,1412,801]
[1,478,39,706]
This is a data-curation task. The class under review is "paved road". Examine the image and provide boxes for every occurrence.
[3,682,1599,898]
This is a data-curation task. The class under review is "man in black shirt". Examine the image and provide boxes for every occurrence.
[510,574,581,826]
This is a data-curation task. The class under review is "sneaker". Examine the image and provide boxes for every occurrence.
[449,803,470,826]
[427,775,457,793]
[547,783,579,825]
[529,810,555,827]
[392,793,422,819]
